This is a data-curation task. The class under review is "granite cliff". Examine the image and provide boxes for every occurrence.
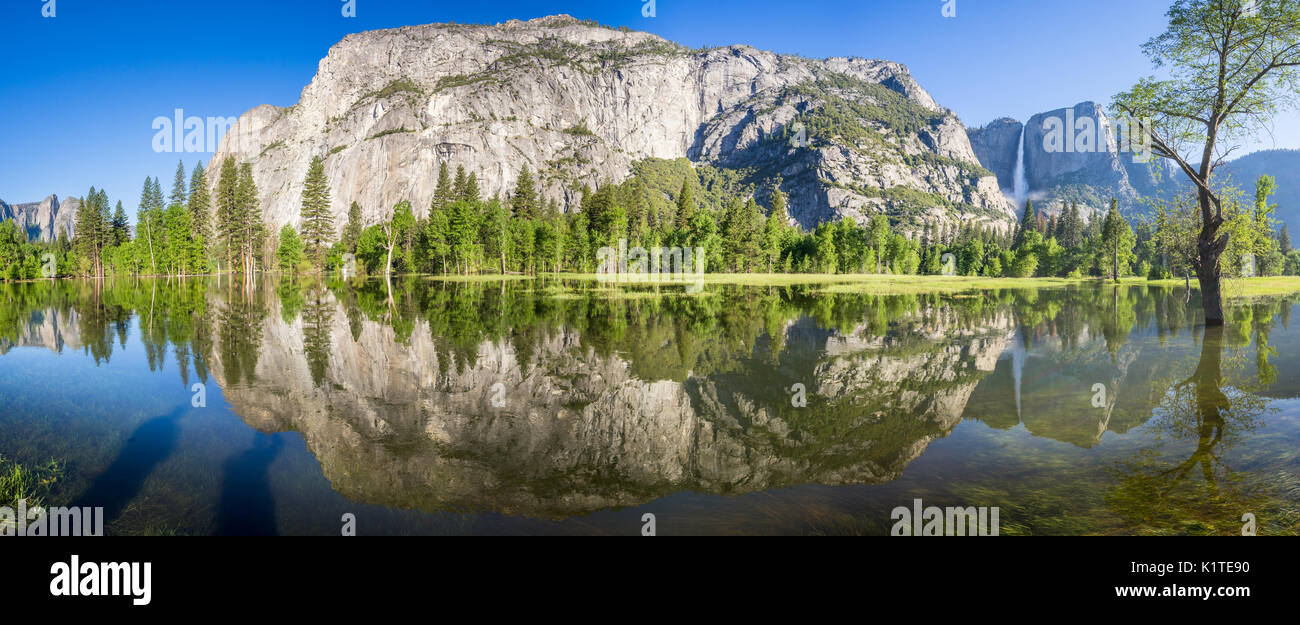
[209,15,1016,235]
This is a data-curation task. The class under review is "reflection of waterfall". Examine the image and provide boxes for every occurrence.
[1011,328,1026,418]
[1013,125,1028,208]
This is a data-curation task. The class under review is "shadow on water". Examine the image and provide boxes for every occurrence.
[70,405,189,524]
[215,433,284,536]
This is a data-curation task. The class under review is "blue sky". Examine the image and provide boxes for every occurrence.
[2,0,1297,215]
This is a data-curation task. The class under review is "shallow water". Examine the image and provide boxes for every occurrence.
[0,277,1297,535]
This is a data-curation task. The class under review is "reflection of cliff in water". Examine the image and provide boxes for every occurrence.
[211,285,1014,519]
[962,285,1298,448]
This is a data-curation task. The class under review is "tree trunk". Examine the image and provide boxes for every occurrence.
[1112,241,1118,282]
[1197,217,1229,326]
[1197,259,1225,326]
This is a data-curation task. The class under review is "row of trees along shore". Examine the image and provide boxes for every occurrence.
[14,152,1278,286]
[0,1,1293,327]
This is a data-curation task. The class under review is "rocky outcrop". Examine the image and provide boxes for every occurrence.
[969,101,1181,217]
[968,118,1023,191]
[0,194,78,242]
[209,15,1015,234]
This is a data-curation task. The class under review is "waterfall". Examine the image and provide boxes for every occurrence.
[1012,125,1028,208]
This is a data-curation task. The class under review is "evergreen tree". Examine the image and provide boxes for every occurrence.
[236,162,263,274]
[214,157,240,273]
[763,188,790,272]
[170,160,188,208]
[433,162,454,212]
[74,187,108,277]
[1015,199,1036,247]
[511,164,538,219]
[462,172,481,204]
[343,201,363,253]
[298,155,334,268]
[674,180,695,232]
[111,201,130,246]
[453,165,468,200]
[1099,199,1136,281]
[188,162,210,245]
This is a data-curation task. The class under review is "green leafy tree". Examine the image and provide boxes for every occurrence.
[1113,0,1300,323]
[276,224,305,273]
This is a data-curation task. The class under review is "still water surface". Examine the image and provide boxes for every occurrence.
[1,277,1297,535]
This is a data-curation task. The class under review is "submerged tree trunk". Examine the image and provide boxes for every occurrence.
[1196,209,1229,326]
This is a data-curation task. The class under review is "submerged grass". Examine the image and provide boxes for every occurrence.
[0,455,65,510]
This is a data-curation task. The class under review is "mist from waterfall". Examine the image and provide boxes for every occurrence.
[1012,125,1028,209]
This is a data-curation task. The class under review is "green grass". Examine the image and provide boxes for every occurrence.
[1145,276,1300,299]
[0,455,64,510]
[414,272,1300,298]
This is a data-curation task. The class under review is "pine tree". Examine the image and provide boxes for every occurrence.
[214,157,240,273]
[137,177,162,274]
[170,160,187,208]
[462,172,480,204]
[298,156,334,268]
[453,165,468,200]
[111,201,129,246]
[674,180,695,232]
[343,201,362,253]
[75,187,108,277]
[511,164,538,219]
[1280,224,1293,255]
[433,162,454,212]
[1015,199,1036,247]
[236,163,263,275]
[1100,198,1135,281]
[188,162,210,245]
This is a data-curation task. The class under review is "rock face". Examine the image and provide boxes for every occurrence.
[969,101,1180,217]
[209,15,1015,234]
[967,118,1023,191]
[0,194,78,242]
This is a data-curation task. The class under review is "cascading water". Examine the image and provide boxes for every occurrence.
[1012,125,1028,209]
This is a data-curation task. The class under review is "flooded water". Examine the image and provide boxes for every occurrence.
[1,277,1297,535]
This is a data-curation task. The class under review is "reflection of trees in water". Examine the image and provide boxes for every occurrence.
[1106,319,1280,534]
[217,283,267,387]
[301,286,333,388]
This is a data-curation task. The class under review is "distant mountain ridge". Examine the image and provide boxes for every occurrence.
[1219,149,1300,233]
[0,194,78,242]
